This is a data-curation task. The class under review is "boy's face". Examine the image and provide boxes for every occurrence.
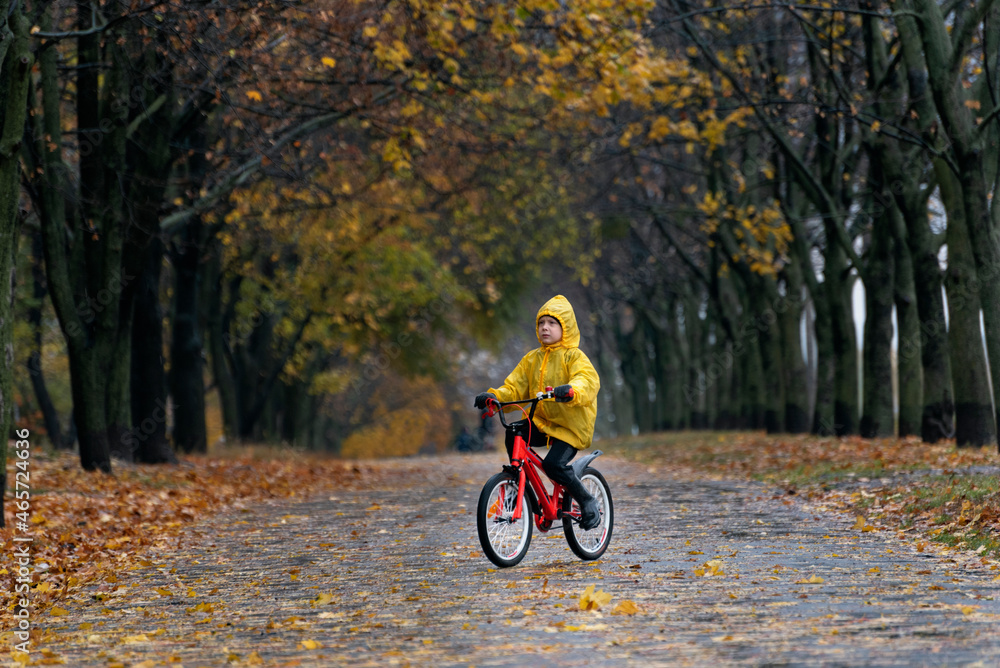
[537,315,563,345]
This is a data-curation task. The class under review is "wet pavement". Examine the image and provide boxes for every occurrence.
[37,453,1000,666]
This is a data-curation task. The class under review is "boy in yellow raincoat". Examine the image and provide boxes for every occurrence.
[474,295,602,530]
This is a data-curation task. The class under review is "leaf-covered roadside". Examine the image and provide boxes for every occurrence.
[604,433,1000,559]
[1,451,365,628]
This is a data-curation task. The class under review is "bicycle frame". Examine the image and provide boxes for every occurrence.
[483,390,579,531]
[510,434,578,529]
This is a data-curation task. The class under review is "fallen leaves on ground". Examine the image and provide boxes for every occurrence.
[852,516,877,532]
[0,450,370,628]
[578,584,612,611]
[612,600,639,615]
[694,559,725,577]
[605,432,1000,560]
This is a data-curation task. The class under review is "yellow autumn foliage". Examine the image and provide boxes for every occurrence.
[699,190,791,276]
[340,377,452,458]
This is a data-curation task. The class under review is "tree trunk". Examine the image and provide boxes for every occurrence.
[861,207,895,438]
[67,351,112,472]
[106,310,133,462]
[862,6,926,439]
[731,275,766,430]
[37,6,130,473]
[719,232,786,434]
[937,160,996,445]
[911,239,954,442]
[75,2,115,470]
[651,308,683,429]
[122,35,177,464]
[673,299,692,429]
[741,327,766,430]
[780,257,810,433]
[619,313,652,433]
[881,4,953,442]
[32,9,115,472]
[955,149,1000,440]
[912,0,1000,445]
[129,237,175,463]
[750,284,786,434]
[709,265,743,429]
[728,336,745,429]
[206,247,240,442]
[684,294,708,429]
[825,234,859,436]
[26,231,65,448]
[280,377,317,446]
[890,206,924,437]
[280,381,296,445]
[643,313,665,430]
[236,311,270,439]
[598,346,630,437]
[811,293,837,435]
[636,322,655,433]
[784,193,835,435]
[240,309,314,441]
[0,5,32,522]
[169,220,208,453]
[903,192,956,442]
[714,337,735,429]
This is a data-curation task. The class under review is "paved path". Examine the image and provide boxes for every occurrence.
[40,454,1000,666]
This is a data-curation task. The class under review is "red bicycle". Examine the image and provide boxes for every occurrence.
[476,389,614,568]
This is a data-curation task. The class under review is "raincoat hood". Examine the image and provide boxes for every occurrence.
[536,295,580,349]
[488,294,600,450]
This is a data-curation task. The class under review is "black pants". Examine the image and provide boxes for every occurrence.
[505,423,589,500]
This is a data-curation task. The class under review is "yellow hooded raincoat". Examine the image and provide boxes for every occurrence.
[488,295,600,450]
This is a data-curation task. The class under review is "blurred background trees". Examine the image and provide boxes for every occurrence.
[3,0,1000,481]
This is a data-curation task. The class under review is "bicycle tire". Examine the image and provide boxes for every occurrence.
[477,471,533,568]
[562,467,613,560]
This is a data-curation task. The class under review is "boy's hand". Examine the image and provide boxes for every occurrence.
[553,385,575,402]
[474,392,497,409]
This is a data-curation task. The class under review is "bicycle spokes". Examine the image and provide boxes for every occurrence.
[488,486,517,523]
[482,479,530,560]
[488,488,503,518]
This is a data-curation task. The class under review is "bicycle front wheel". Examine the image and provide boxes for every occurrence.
[477,471,533,568]
[563,467,613,560]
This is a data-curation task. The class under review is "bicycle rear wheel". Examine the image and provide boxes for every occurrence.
[477,471,533,568]
[563,467,613,560]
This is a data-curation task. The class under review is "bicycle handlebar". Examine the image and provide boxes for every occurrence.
[481,387,572,428]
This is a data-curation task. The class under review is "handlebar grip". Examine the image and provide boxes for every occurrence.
[554,385,574,402]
